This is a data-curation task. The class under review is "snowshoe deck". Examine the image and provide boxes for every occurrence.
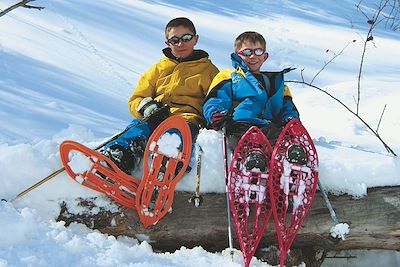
[60,140,140,209]
[269,118,319,267]
[228,126,273,267]
[136,115,192,228]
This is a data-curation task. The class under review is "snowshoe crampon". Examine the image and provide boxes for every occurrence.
[228,126,273,267]
[60,141,140,209]
[136,115,192,228]
[269,118,319,267]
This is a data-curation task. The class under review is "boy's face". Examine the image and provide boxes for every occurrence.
[236,41,268,73]
[166,26,198,59]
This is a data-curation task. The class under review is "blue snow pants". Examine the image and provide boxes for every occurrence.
[104,118,198,158]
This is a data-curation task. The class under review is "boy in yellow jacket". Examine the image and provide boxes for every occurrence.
[103,17,219,174]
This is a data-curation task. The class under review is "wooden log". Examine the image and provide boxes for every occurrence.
[57,186,400,254]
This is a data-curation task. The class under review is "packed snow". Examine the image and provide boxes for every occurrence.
[1,0,400,266]
[151,132,182,158]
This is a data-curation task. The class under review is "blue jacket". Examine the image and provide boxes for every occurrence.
[203,53,299,126]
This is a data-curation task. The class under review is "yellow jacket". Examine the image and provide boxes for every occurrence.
[128,48,219,127]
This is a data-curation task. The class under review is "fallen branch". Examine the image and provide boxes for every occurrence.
[57,187,400,253]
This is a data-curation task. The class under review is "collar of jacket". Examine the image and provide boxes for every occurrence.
[162,48,210,62]
[230,52,249,72]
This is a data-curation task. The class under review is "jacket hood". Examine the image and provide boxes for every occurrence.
[162,47,210,62]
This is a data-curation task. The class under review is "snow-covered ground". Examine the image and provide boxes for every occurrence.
[0,0,399,266]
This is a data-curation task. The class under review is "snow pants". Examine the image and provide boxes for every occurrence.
[104,118,199,160]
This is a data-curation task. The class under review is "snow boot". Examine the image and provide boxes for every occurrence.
[287,144,307,165]
[103,145,136,175]
[244,151,266,172]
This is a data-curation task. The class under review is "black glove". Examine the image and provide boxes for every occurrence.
[147,104,170,125]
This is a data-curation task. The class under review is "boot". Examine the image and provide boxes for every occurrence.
[244,151,266,172]
[104,145,136,175]
[287,144,307,165]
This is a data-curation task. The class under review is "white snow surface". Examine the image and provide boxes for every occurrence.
[1,0,400,266]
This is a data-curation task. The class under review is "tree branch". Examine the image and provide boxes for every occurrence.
[376,104,387,133]
[356,0,388,114]
[311,40,356,84]
[286,80,397,156]
[0,0,44,18]
[291,1,399,157]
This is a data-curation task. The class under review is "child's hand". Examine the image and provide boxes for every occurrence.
[147,104,170,125]
[137,97,160,118]
[211,111,228,130]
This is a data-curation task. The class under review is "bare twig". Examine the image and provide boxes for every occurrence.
[381,0,400,31]
[0,0,44,18]
[311,40,356,84]
[289,0,398,157]
[356,1,382,114]
[355,0,399,114]
[286,80,397,156]
[376,104,387,133]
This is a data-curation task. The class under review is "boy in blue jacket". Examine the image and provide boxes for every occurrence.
[203,31,303,170]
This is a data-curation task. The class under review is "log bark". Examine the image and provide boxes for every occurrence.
[57,186,400,255]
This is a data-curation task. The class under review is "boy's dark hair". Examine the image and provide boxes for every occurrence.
[165,17,196,38]
[234,31,266,51]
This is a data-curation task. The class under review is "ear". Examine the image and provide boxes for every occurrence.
[193,34,199,46]
[263,52,269,62]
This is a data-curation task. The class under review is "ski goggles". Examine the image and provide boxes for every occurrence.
[167,34,194,45]
[237,48,265,57]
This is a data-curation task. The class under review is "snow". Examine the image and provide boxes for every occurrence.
[68,152,92,177]
[0,0,400,266]
[152,132,181,158]
[330,223,351,240]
